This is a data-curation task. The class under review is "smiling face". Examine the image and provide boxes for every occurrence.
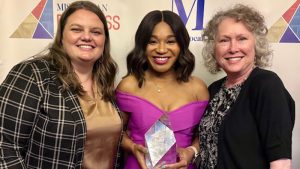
[146,21,180,74]
[215,17,256,77]
[62,9,105,69]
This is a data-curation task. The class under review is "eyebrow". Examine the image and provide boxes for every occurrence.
[69,23,82,27]
[150,34,176,38]
[69,23,103,30]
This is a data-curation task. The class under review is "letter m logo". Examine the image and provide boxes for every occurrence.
[172,0,205,30]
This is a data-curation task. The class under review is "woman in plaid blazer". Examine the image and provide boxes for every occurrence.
[0,1,123,169]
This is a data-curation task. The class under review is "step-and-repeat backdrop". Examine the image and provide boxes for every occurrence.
[1,0,299,167]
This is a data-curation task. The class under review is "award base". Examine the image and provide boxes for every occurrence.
[145,144,177,169]
[145,120,177,169]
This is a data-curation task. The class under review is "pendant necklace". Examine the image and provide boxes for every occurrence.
[153,81,162,93]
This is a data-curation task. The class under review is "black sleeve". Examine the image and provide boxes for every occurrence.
[0,62,43,168]
[249,71,295,162]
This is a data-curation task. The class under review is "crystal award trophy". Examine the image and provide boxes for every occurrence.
[145,114,177,169]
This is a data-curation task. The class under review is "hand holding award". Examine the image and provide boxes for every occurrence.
[145,114,177,169]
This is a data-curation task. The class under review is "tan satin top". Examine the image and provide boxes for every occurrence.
[79,90,121,169]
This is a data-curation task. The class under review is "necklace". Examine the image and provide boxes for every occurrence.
[153,81,162,93]
[225,66,256,88]
[225,77,247,88]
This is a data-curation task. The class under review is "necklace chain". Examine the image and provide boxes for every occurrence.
[153,82,161,93]
[226,66,256,88]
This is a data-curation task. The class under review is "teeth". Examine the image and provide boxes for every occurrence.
[226,57,241,61]
[79,45,92,49]
[155,57,168,61]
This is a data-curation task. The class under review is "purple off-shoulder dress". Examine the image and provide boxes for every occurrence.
[116,90,208,169]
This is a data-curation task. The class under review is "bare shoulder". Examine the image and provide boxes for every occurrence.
[188,76,209,101]
[116,75,139,93]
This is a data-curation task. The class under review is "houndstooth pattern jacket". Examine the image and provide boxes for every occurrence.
[0,58,123,169]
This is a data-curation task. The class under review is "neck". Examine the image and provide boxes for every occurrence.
[76,71,93,84]
[225,66,255,88]
[145,70,177,93]
[73,64,93,83]
[76,71,94,98]
[145,70,176,82]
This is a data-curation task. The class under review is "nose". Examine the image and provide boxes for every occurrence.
[81,31,92,41]
[229,40,238,53]
[156,42,167,53]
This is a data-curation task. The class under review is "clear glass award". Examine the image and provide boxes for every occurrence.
[145,114,177,169]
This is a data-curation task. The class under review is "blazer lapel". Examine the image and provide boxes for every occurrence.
[63,89,86,165]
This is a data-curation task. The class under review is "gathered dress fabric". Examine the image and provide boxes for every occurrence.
[116,90,208,169]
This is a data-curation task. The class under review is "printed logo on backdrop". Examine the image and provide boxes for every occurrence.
[10,0,54,39]
[267,0,300,43]
[173,0,300,43]
[10,0,120,39]
[56,2,120,32]
[172,0,205,42]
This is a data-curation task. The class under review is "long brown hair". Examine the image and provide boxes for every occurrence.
[44,1,118,101]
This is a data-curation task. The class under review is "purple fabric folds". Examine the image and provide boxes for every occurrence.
[116,90,208,169]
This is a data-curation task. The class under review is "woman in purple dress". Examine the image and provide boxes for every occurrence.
[116,10,209,169]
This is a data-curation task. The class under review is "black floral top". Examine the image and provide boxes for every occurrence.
[198,81,243,169]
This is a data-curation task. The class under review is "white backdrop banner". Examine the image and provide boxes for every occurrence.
[1,0,299,167]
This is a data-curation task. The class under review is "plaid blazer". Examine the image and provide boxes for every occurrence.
[0,58,123,169]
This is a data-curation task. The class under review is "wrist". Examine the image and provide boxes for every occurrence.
[187,146,199,163]
[130,142,137,153]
